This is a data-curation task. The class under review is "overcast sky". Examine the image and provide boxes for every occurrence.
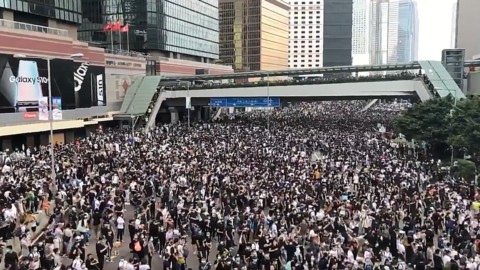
[415,0,457,60]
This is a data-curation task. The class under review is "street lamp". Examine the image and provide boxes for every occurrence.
[14,53,84,184]
[187,84,191,128]
[267,73,270,131]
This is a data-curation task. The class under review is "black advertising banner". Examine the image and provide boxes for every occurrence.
[50,59,75,109]
[73,62,107,108]
[0,54,75,113]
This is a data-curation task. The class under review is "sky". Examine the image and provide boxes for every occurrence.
[415,0,457,60]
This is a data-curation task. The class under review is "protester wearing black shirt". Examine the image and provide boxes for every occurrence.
[95,238,108,270]
[86,254,99,270]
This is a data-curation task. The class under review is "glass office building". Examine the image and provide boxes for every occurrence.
[397,0,418,63]
[323,0,353,67]
[0,0,82,25]
[219,0,289,72]
[79,0,219,61]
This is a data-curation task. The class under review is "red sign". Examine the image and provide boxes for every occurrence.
[23,112,37,119]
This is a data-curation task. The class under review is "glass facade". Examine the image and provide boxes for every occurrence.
[397,0,418,63]
[79,0,219,60]
[219,0,288,72]
[0,0,82,24]
[323,0,353,67]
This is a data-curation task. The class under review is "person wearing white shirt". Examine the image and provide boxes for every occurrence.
[138,261,150,270]
[443,253,451,265]
[72,257,83,270]
[116,214,125,242]
[347,247,355,264]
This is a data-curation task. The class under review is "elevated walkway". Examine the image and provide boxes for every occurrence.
[115,76,162,120]
[418,60,466,100]
[163,80,430,101]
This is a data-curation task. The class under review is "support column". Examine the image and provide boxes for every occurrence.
[64,130,75,143]
[26,135,35,148]
[1,137,12,151]
[85,125,96,136]
[197,109,202,122]
[203,106,211,121]
[40,134,49,146]
[169,107,179,124]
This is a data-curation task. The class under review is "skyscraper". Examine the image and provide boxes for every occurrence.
[397,0,418,63]
[455,0,480,59]
[219,0,289,72]
[323,0,353,67]
[287,0,324,69]
[352,0,370,65]
[369,0,399,65]
[79,0,219,62]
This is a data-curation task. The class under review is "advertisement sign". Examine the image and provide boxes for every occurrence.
[0,54,76,113]
[52,97,62,120]
[0,54,106,114]
[23,112,37,119]
[73,62,107,108]
[38,96,48,120]
[96,74,104,106]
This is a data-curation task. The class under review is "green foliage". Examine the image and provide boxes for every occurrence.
[449,97,480,151]
[451,159,477,183]
[394,97,480,158]
[394,97,453,147]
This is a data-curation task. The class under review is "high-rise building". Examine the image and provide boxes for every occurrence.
[219,0,289,72]
[79,0,220,63]
[287,0,324,69]
[369,0,399,65]
[0,0,82,25]
[455,0,480,60]
[352,0,370,65]
[322,0,353,67]
[397,0,418,63]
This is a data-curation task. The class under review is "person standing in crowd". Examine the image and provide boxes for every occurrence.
[116,214,125,243]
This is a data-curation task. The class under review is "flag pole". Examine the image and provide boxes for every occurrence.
[110,30,113,51]
[127,27,130,52]
[119,28,122,51]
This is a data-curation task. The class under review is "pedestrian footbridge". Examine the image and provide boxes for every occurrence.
[114,60,466,129]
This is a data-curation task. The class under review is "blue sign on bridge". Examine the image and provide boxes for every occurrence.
[209,97,280,107]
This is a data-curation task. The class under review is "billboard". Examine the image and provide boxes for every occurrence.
[0,54,106,113]
[73,62,106,108]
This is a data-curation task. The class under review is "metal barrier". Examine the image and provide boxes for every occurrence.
[104,48,150,59]
[0,19,69,37]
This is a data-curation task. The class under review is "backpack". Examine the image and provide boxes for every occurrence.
[365,264,373,270]
[134,241,142,252]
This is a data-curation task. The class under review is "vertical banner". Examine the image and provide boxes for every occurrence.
[186,97,191,109]
[38,96,48,120]
[73,62,91,108]
[96,74,104,106]
[52,97,62,120]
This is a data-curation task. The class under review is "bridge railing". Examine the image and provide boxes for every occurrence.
[0,18,69,37]
[165,72,420,90]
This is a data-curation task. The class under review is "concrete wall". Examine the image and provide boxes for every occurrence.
[467,71,480,95]
[0,107,109,127]
[455,0,480,60]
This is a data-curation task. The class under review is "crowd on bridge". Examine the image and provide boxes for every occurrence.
[164,72,419,90]
[0,100,479,270]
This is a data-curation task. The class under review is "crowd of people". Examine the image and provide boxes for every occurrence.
[0,101,479,270]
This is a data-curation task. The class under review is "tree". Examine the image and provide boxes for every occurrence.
[449,97,480,154]
[394,97,453,157]
[451,159,477,184]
